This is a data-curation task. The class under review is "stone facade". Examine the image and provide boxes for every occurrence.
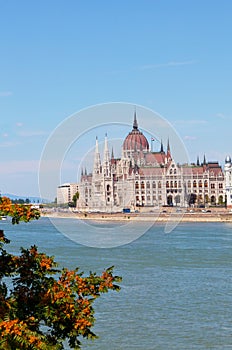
[77,114,225,212]
[224,155,232,208]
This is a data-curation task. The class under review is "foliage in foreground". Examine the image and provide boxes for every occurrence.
[0,197,121,349]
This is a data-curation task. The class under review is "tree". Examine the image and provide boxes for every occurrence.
[0,196,121,349]
[0,196,40,224]
[68,192,80,208]
[72,192,79,207]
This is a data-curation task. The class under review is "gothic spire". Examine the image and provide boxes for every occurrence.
[111,147,114,159]
[167,138,170,152]
[167,138,172,160]
[133,110,138,130]
[93,136,101,174]
[103,133,111,177]
[197,155,200,166]
[103,133,110,163]
[203,154,206,165]
[160,139,164,153]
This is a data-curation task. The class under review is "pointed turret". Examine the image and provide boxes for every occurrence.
[111,147,114,160]
[160,139,164,153]
[167,138,172,161]
[93,136,101,175]
[203,154,207,165]
[197,156,200,166]
[103,133,111,177]
[133,110,138,130]
[103,133,110,163]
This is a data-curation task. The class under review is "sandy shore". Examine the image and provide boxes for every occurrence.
[41,210,232,223]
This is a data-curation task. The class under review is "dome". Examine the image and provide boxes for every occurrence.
[123,113,149,152]
[225,155,231,164]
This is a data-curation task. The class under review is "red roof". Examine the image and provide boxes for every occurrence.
[145,152,166,164]
[123,129,149,151]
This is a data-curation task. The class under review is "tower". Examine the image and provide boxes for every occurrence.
[93,137,101,177]
[103,133,110,177]
[102,134,113,208]
[167,139,172,162]
[224,155,232,209]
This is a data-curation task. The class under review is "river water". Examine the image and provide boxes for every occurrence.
[2,217,232,349]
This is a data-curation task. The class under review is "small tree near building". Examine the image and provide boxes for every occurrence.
[73,191,79,206]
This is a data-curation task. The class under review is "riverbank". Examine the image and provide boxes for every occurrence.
[41,209,232,223]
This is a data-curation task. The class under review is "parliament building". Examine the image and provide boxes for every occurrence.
[76,113,225,212]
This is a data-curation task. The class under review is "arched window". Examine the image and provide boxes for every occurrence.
[211,195,216,204]
[218,195,223,204]
[167,195,173,205]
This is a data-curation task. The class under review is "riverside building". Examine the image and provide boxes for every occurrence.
[224,155,232,209]
[76,113,225,212]
[57,183,79,205]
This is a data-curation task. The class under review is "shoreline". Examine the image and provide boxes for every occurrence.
[41,210,232,223]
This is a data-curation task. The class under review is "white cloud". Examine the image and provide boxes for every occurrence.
[109,60,197,75]
[17,130,48,137]
[184,135,197,140]
[215,112,232,120]
[0,141,20,148]
[0,160,39,174]
[141,60,197,70]
[0,91,13,97]
[174,119,207,125]
[16,122,23,127]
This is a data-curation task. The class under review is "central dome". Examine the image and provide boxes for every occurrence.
[123,113,149,152]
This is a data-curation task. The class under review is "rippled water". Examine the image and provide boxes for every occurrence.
[2,218,232,349]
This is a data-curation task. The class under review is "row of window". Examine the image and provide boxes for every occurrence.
[135,194,224,203]
[135,181,224,189]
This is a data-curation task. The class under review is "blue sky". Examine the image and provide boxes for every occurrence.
[0,0,232,199]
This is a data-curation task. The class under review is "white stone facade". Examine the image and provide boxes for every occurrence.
[224,155,232,208]
[77,115,226,212]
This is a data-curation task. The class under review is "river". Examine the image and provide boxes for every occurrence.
[2,217,232,349]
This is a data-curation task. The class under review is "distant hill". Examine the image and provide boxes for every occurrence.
[2,193,50,204]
